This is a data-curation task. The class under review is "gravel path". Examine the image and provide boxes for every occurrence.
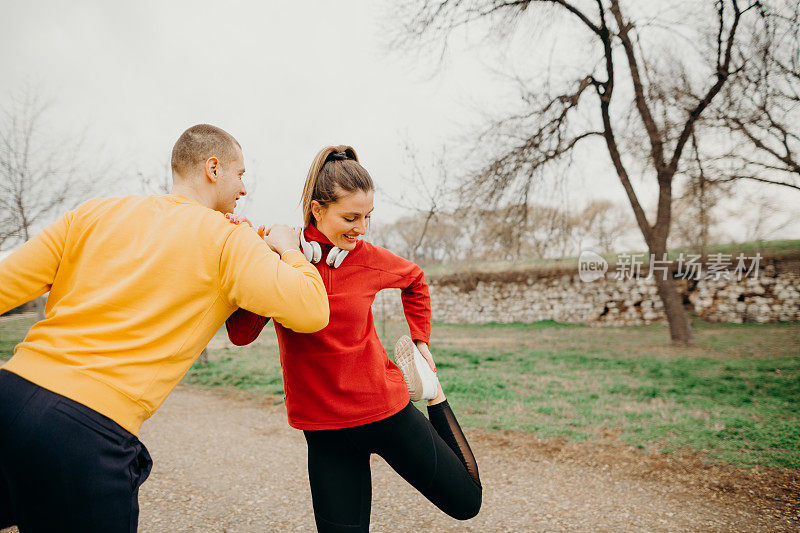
[124,386,794,532]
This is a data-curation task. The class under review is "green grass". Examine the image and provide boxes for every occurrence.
[0,337,17,357]
[436,342,799,466]
[0,314,37,359]
[709,239,800,255]
[2,314,798,469]
[183,345,285,395]
[446,319,587,330]
[423,319,800,469]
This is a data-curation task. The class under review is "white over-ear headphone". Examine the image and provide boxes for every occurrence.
[300,231,349,268]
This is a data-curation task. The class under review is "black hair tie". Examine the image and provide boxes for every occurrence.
[326,151,351,162]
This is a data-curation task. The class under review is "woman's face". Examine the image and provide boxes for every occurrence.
[312,188,374,251]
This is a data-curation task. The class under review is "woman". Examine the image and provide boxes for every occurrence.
[225,146,481,532]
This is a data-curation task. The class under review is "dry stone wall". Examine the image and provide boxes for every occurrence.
[372,256,800,326]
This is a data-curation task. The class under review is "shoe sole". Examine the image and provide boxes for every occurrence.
[394,335,424,402]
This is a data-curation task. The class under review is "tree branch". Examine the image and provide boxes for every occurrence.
[715,173,800,190]
[668,0,752,173]
[609,0,667,172]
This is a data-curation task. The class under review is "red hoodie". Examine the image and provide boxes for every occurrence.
[225,224,431,430]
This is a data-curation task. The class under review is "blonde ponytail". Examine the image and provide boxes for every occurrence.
[301,145,374,227]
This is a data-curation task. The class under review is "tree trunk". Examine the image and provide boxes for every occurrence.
[652,270,694,345]
[650,212,694,345]
[698,167,709,259]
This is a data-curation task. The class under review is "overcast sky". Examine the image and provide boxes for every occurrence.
[2,0,798,243]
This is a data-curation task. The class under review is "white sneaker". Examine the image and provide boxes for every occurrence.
[394,335,439,402]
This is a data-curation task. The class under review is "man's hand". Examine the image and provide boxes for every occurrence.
[263,224,301,256]
[225,213,266,238]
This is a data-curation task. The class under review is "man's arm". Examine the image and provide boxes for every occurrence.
[0,212,73,315]
[219,226,329,333]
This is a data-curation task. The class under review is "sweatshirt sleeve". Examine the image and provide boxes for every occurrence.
[0,210,73,315]
[225,307,271,346]
[379,249,431,344]
[219,226,329,333]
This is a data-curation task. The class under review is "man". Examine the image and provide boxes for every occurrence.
[0,124,329,532]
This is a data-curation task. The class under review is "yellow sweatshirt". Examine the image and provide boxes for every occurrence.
[0,194,329,435]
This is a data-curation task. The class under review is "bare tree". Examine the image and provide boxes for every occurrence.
[138,161,172,195]
[572,199,633,254]
[371,210,459,263]
[668,130,734,256]
[709,1,800,190]
[468,203,574,259]
[727,193,794,242]
[0,207,19,249]
[385,143,454,263]
[376,202,590,263]
[0,88,94,250]
[389,0,775,344]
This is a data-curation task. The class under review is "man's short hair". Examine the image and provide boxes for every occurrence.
[171,124,241,178]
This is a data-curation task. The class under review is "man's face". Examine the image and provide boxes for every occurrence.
[214,146,247,213]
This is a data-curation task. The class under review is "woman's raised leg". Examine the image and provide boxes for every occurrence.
[365,402,482,520]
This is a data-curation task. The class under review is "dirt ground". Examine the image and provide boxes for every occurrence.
[130,387,800,531]
[1,385,797,532]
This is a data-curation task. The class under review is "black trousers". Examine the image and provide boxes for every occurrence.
[303,401,482,532]
[0,369,152,533]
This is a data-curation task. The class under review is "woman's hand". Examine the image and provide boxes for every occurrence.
[225,213,266,238]
[415,341,437,373]
[416,341,445,405]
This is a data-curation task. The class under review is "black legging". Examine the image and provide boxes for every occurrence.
[303,401,481,532]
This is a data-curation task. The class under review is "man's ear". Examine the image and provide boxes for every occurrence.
[205,157,220,183]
